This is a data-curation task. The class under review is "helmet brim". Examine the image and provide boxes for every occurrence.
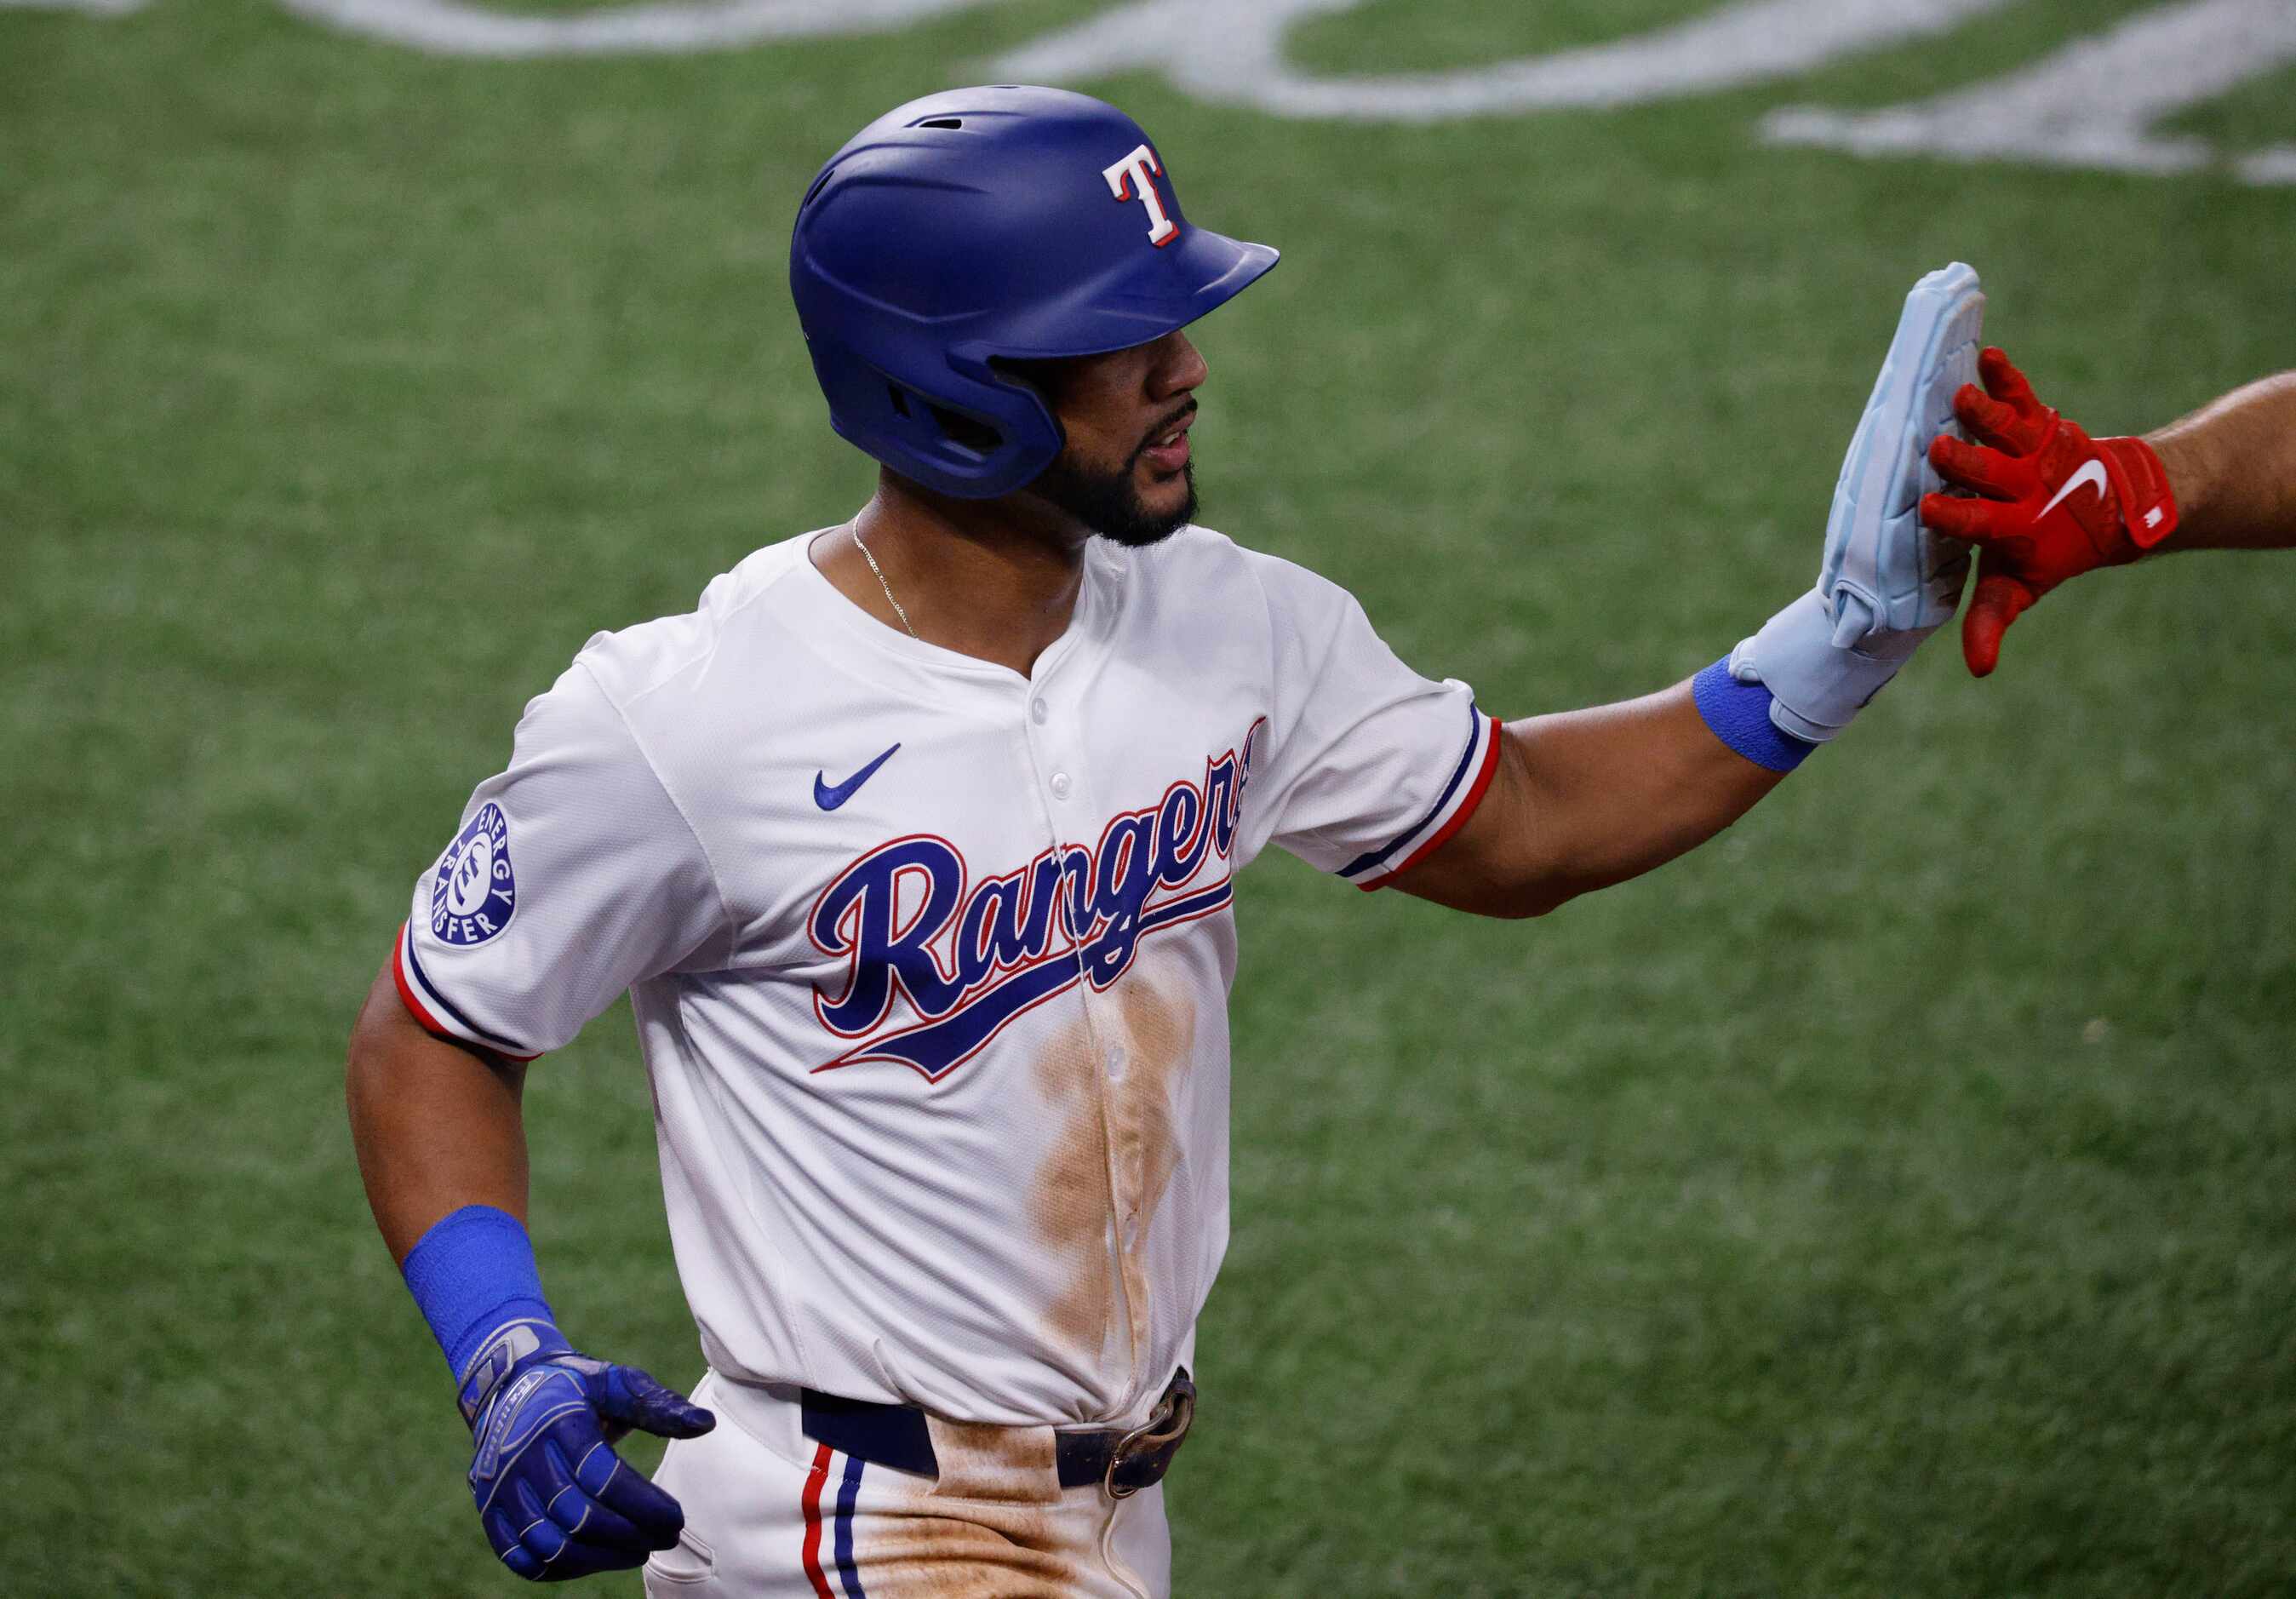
[971,226,1280,364]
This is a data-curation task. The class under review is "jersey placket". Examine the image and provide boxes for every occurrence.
[1021,654,1158,1418]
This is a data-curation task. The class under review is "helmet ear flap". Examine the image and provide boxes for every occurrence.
[913,392,999,455]
[942,345,1065,492]
[805,335,1063,497]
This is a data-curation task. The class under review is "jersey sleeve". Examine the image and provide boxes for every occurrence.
[1242,551,1502,891]
[392,659,733,1060]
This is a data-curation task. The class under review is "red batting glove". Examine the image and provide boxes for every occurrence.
[1918,347,2179,676]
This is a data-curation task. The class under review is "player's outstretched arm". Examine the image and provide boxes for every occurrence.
[347,960,713,1583]
[1921,353,2296,674]
[1396,263,1986,919]
[1390,686,1788,918]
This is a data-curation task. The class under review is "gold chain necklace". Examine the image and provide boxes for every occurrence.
[850,521,919,641]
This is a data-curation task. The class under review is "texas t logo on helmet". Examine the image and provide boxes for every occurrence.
[1102,143,1179,247]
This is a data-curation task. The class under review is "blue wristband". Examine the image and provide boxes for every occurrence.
[400,1205,556,1380]
[1692,656,1818,773]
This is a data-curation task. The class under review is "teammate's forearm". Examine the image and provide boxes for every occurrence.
[2148,372,2296,553]
[346,959,530,1265]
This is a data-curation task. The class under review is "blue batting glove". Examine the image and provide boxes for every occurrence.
[457,1319,716,1582]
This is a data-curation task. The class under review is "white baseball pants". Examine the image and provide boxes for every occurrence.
[643,1373,1172,1598]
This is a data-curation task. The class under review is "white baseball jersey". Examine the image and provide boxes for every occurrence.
[395,526,1497,1428]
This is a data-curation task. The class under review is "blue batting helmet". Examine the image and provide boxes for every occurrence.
[789,85,1280,500]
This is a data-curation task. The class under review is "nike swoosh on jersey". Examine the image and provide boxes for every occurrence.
[2037,457,2110,520]
[814,743,902,811]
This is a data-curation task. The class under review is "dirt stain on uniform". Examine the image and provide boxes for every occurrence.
[850,1417,1175,1598]
[850,972,1194,1597]
[1030,972,1194,1359]
[849,1420,1081,1596]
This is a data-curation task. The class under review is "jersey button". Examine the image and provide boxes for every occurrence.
[1050,771,1072,800]
[1030,697,1049,725]
[1106,1046,1127,1083]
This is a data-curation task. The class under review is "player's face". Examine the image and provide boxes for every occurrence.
[1017,330,1208,548]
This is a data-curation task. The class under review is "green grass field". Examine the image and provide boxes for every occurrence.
[6,2,2293,1592]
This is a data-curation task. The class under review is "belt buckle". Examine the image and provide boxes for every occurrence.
[1104,1370,1196,1500]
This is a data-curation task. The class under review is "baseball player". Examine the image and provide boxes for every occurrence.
[1918,349,2296,675]
[346,86,1985,1595]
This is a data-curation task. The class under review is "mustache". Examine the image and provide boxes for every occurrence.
[1131,401,1198,464]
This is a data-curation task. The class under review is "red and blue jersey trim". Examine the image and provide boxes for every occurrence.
[1337,701,1503,891]
[391,920,540,1062]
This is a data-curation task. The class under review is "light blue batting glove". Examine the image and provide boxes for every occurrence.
[1731,262,1985,742]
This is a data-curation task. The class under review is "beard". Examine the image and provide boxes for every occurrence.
[1028,450,1198,549]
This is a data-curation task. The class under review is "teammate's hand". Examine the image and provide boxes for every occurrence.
[458,1319,715,1582]
[1919,347,2179,676]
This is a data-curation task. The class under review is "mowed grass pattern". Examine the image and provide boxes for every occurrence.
[3,2,2293,1593]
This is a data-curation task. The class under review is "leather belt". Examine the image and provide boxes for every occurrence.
[799,1368,1195,1500]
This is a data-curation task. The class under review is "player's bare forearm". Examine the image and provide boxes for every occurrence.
[346,959,530,1265]
[2149,372,2296,552]
[1392,679,1784,919]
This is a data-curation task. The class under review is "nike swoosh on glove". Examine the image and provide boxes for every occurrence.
[1919,345,2179,676]
[460,1319,715,1582]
